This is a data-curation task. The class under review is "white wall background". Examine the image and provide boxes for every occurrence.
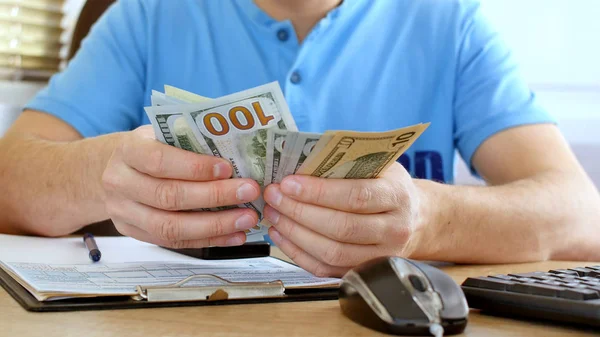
[480,0,600,138]
[0,0,86,134]
[481,0,599,88]
[60,0,86,56]
[456,0,600,185]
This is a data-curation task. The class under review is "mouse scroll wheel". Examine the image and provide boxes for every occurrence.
[408,274,428,292]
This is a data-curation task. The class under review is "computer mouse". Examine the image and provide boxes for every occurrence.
[339,256,469,336]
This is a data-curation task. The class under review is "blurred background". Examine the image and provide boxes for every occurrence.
[458,0,600,185]
[0,0,597,185]
[0,0,84,132]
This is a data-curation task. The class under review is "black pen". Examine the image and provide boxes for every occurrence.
[83,233,102,262]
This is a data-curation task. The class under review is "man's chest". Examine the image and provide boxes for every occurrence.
[142,8,459,182]
[149,36,454,131]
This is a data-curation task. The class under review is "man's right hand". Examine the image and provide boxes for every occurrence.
[102,126,260,248]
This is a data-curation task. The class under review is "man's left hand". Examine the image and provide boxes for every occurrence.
[263,162,426,278]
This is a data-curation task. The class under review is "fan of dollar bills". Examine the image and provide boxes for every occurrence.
[145,82,429,240]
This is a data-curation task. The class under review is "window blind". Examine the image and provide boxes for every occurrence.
[0,0,65,81]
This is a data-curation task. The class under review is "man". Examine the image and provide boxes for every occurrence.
[0,0,599,277]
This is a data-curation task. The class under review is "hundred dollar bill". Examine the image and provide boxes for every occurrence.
[152,88,215,153]
[147,98,227,215]
[151,90,187,105]
[146,103,263,232]
[149,90,207,152]
[146,87,266,235]
[144,108,216,214]
[147,82,297,221]
[170,117,207,154]
[165,85,211,103]
[296,123,429,179]
[145,106,210,154]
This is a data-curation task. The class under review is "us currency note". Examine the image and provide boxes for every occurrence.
[146,86,269,235]
[147,82,297,223]
[146,83,429,239]
[151,86,213,153]
[264,129,288,186]
[144,108,216,215]
[279,132,322,180]
[273,131,298,184]
[145,105,210,154]
[146,104,264,233]
[296,123,429,179]
[149,90,204,152]
[298,132,334,171]
[152,88,216,154]
[151,90,184,106]
[164,85,211,103]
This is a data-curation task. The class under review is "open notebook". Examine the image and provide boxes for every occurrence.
[0,234,340,305]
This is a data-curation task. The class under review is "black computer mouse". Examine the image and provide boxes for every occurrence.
[339,256,468,336]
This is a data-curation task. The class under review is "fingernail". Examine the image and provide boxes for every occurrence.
[269,228,283,244]
[235,214,257,230]
[213,162,229,178]
[225,236,243,246]
[265,187,283,206]
[265,207,280,225]
[281,178,302,196]
[236,183,257,202]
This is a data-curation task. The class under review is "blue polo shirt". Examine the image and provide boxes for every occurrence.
[26,0,554,182]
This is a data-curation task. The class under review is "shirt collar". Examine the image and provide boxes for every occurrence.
[238,0,277,27]
[238,0,355,28]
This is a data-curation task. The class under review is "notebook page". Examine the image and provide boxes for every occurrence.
[0,235,340,300]
[0,234,199,264]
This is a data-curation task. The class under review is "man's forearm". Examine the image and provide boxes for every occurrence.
[411,170,600,263]
[0,133,122,236]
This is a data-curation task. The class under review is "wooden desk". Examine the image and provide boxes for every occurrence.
[1,250,599,337]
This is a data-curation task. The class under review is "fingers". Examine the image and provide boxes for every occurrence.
[266,208,380,268]
[264,186,393,244]
[278,164,410,214]
[105,195,259,243]
[122,126,233,181]
[115,222,247,248]
[103,161,260,210]
[269,227,350,278]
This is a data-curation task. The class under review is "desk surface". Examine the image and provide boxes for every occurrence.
[2,249,599,337]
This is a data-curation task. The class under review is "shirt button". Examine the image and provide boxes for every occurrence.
[290,71,302,84]
[277,29,289,42]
